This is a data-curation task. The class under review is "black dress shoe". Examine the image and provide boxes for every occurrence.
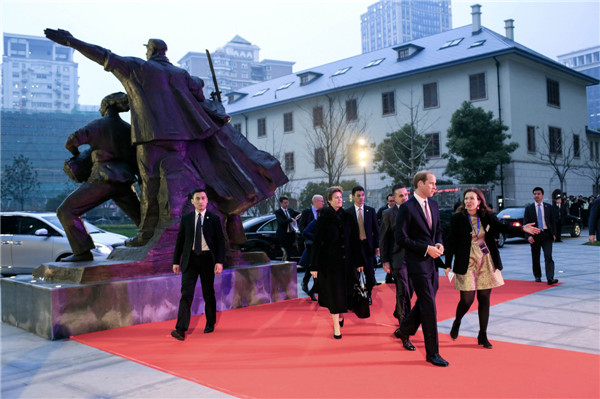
[548,279,559,285]
[310,293,317,301]
[394,329,416,351]
[450,319,461,340]
[535,277,542,282]
[171,330,185,341]
[61,251,93,262]
[204,324,214,333]
[477,332,493,349]
[301,283,309,295]
[426,353,449,367]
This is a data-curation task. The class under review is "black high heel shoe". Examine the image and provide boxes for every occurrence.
[450,319,460,340]
[477,332,493,349]
[333,333,342,339]
[339,318,344,327]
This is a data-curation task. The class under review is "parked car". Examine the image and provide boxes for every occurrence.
[496,207,582,247]
[1,212,128,275]
[241,215,302,262]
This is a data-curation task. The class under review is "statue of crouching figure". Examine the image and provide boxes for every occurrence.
[57,92,141,262]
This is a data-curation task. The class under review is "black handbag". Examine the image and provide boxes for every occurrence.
[351,271,370,319]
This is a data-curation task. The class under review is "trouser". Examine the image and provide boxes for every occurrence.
[358,240,376,296]
[392,264,413,324]
[57,182,140,255]
[175,251,216,332]
[400,267,440,357]
[530,230,555,281]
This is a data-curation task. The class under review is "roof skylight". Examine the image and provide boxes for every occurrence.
[365,58,385,68]
[332,67,351,76]
[440,38,464,50]
[253,88,269,97]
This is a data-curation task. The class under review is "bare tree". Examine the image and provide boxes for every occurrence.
[574,137,600,195]
[302,93,368,186]
[536,127,577,192]
[1,154,40,211]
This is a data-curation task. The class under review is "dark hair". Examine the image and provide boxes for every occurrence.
[190,188,207,199]
[326,186,343,202]
[533,187,544,195]
[456,188,493,217]
[413,170,433,189]
[391,183,406,194]
[352,186,365,196]
[386,194,394,200]
[279,196,289,203]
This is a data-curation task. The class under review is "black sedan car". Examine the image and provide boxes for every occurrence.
[496,207,582,247]
[241,215,302,261]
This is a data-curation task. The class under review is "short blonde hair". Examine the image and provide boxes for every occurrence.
[325,186,343,201]
[413,170,433,189]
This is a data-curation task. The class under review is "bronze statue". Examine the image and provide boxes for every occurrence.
[58,92,140,261]
[45,29,288,256]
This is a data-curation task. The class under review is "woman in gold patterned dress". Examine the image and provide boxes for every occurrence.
[444,188,540,348]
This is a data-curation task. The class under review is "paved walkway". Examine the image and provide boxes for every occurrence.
[2,233,599,398]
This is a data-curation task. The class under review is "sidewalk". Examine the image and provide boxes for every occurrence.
[2,233,599,398]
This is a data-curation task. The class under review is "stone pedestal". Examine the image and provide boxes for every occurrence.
[1,257,296,340]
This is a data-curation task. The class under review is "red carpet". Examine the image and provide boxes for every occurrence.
[73,279,599,398]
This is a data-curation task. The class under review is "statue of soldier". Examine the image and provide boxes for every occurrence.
[58,92,141,262]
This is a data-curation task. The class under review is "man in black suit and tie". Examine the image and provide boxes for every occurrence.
[346,186,379,303]
[171,189,225,340]
[299,194,324,295]
[379,184,412,326]
[275,196,300,260]
[377,194,395,225]
[524,187,558,285]
[394,171,448,367]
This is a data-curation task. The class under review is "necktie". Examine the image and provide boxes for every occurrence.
[424,200,432,229]
[194,213,203,255]
[537,204,544,230]
[358,207,367,240]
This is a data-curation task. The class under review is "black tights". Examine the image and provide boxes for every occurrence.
[455,289,492,333]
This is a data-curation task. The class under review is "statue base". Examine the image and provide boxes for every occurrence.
[1,256,296,340]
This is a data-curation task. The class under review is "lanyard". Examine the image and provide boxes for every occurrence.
[468,214,480,236]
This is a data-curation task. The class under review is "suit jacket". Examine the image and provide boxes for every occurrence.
[275,207,300,242]
[589,199,600,237]
[395,196,444,274]
[173,210,225,272]
[444,211,523,275]
[346,204,379,254]
[298,207,316,233]
[524,202,556,238]
[376,205,389,225]
[379,205,405,270]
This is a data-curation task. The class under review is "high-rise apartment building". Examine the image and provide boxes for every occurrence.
[178,35,294,97]
[2,33,79,112]
[558,46,600,131]
[361,0,452,53]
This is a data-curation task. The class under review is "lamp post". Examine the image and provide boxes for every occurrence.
[358,138,367,191]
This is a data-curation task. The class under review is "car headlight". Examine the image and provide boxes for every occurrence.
[91,242,113,256]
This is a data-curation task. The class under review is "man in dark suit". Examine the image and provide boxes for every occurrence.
[589,197,600,244]
[275,196,300,260]
[171,189,225,340]
[379,184,412,326]
[524,187,558,285]
[346,186,379,303]
[377,194,395,225]
[394,171,448,367]
[299,195,324,295]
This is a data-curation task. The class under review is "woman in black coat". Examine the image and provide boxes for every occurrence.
[311,186,363,339]
[444,188,539,348]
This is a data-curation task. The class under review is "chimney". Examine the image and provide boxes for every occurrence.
[504,19,515,40]
[471,4,482,34]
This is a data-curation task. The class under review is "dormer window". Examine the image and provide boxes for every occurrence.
[297,71,323,86]
[332,67,351,76]
[253,88,269,97]
[440,38,464,50]
[393,44,424,61]
[226,91,247,104]
[364,58,385,68]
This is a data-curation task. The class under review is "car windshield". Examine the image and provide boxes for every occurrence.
[42,215,104,234]
[497,208,524,218]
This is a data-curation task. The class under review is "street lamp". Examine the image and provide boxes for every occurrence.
[358,138,367,191]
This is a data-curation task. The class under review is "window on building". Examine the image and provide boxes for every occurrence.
[313,106,324,127]
[397,48,409,60]
[549,126,562,155]
[314,147,325,169]
[332,67,351,77]
[284,152,295,172]
[346,99,358,121]
[547,78,560,107]
[425,133,440,158]
[382,91,395,115]
[257,118,266,138]
[469,40,486,48]
[233,123,242,132]
[573,134,580,158]
[439,38,463,49]
[423,82,438,108]
[527,125,536,153]
[365,58,385,68]
[469,73,486,100]
[283,112,294,132]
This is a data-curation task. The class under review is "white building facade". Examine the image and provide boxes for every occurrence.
[226,7,598,207]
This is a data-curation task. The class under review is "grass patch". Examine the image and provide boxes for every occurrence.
[583,240,600,246]
[97,224,138,237]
